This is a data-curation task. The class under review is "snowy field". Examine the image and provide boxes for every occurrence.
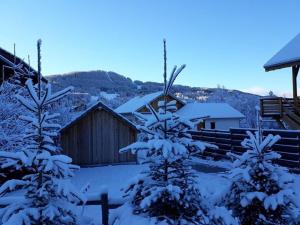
[71,162,300,225]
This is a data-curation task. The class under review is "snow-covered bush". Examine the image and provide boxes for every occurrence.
[47,96,74,127]
[0,81,33,184]
[117,41,236,225]
[0,82,28,152]
[223,131,300,225]
[0,41,85,224]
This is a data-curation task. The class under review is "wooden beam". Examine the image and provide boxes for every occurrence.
[292,66,299,105]
[265,61,300,72]
[295,65,300,75]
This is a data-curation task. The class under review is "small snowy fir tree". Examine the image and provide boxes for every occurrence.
[117,40,237,225]
[0,47,44,184]
[223,110,299,225]
[0,40,85,225]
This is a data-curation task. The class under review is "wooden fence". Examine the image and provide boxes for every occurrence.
[0,192,123,225]
[78,192,123,225]
[190,128,300,171]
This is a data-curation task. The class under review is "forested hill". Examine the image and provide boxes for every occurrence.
[46,70,262,128]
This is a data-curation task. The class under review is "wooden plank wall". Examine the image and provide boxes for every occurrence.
[60,109,136,165]
[190,128,300,171]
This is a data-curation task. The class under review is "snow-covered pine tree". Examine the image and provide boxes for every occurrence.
[118,40,236,225]
[0,46,43,184]
[223,109,299,225]
[0,40,85,225]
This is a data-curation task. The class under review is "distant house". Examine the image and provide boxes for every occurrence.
[60,101,137,166]
[0,47,46,85]
[115,91,185,122]
[116,92,245,130]
[176,102,245,130]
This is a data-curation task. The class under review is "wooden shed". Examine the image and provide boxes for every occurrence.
[60,101,137,166]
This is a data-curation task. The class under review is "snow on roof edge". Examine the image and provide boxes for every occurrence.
[116,91,186,114]
[60,101,137,132]
[264,33,300,70]
[176,102,245,120]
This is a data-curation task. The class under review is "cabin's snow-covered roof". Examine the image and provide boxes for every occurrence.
[176,102,245,119]
[264,33,300,71]
[115,91,163,113]
[61,101,137,132]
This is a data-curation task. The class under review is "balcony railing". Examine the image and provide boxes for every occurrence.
[260,97,299,117]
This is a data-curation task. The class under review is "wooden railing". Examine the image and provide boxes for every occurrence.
[191,128,300,172]
[260,97,299,117]
[260,97,300,129]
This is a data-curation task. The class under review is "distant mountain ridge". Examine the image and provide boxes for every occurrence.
[47,70,136,94]
[46,70,263,128]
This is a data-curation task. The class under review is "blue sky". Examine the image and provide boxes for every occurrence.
[1,0,300,96]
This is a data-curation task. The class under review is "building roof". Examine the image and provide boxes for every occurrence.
[115,91,185,114]
[176,102,245,120]
[0,47,33,72]
[0,47,47,84]
[60,101,137,133]
[264,33,300,71]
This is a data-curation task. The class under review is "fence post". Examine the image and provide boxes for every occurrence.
[298,135,300,171]
[229,128,234,155]
[279,97,283,117]
[260,99,264,116]
[101,193,109,225]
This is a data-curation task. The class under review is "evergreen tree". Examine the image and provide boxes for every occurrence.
[0,46,44,184]
[223,112,300,224]
[119,40,236,225]
[0,40,84,225]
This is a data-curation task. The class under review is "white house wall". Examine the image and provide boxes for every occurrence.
[205,118,241,130]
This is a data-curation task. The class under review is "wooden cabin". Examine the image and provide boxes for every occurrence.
[116,91,184,114]
[115,91,185,123]
[60,101,137,166]
[138,93,185,113]
[261,33,300,129]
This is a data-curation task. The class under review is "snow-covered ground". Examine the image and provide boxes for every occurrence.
[1,162,298,224]
[72,165,145,224]
[73,164,145,200]
[72,163,300,225]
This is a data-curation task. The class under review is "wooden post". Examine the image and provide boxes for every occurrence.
[229,128,234,154]
[2,66,4,83]
[292,66,299,105]
[260,99,263,117]
[279,97,283,117]
[297,135,300,171]
[101,193,109,225]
